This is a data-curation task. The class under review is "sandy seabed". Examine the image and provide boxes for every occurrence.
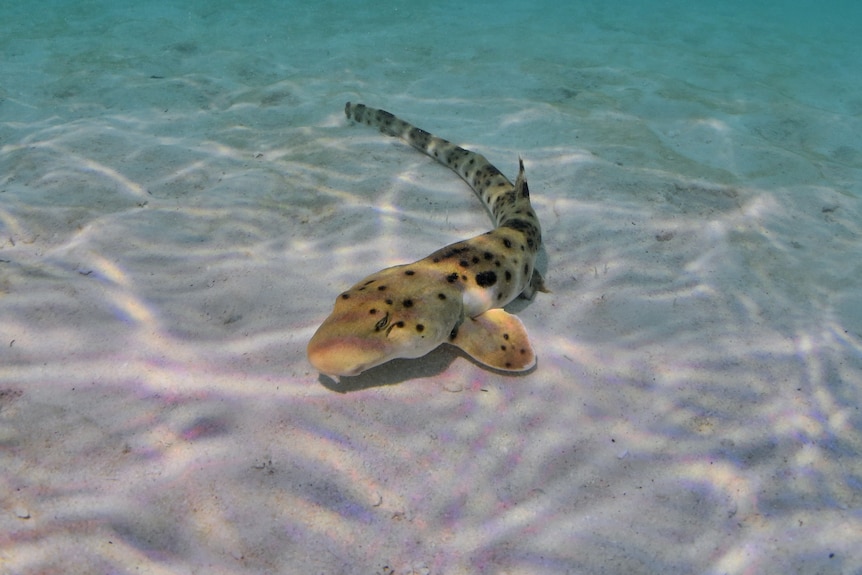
[2,1,862,574]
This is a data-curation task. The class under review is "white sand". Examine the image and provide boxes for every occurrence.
[2,1,861,573]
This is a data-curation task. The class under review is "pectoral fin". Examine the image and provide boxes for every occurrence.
[449,308,536,372]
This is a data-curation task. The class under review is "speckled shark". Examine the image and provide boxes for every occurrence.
[307,103,546,377]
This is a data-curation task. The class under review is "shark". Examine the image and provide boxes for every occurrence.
[307,102,546,377]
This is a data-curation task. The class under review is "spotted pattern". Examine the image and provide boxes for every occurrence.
[306,103,547,377]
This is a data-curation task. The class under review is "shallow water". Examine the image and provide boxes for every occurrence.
[2,1,861,573]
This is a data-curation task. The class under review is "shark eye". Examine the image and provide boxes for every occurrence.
[374,313,390,332]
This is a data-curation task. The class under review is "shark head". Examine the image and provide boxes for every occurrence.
[307,264,464,377]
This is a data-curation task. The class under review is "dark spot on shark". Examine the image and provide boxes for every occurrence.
[475,271,497,287]
[502,218,534,234]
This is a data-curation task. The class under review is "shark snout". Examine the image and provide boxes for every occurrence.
[307,330,386,377]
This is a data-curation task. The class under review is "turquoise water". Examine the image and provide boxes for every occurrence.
[1,1,861,574]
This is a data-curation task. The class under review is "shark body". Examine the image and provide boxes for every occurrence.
[307,102,546,377]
